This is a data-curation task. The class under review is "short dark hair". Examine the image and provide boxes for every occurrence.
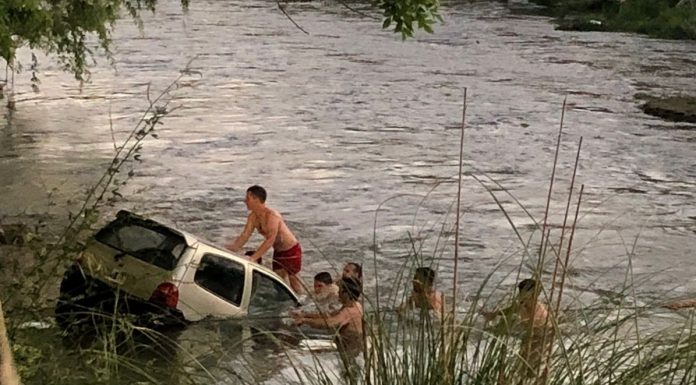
[339,277,362,301]
[247,185,267,203]
[314,272,333,285]
[414,267,435,287]
[517,278,538,293]
[346,262,362,279]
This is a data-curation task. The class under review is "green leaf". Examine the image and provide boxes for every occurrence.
[383,17,392,29]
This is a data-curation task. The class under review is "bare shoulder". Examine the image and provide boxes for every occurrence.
[268,208,283,220]
[244,212,258,228]
[339,304,362,318]
[352,303,364,317]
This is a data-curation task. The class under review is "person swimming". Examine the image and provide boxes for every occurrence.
[399,267,445,318]
[479,278,551,379]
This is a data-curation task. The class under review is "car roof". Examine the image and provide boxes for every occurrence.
[197,239,283,278]
[113,210,300,301]
[115,210,200,246]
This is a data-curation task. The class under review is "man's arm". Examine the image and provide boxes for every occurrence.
[225,214,255,252]
[436,292,445,318]
[292,307,340,320]
[663,298,696,310]
[248,213,280,263]
[297,308,349,330]
[397,295,415,315]
[479,304,515,322]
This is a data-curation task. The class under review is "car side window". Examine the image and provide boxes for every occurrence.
[194,254,245,307]
[248,271,297,315]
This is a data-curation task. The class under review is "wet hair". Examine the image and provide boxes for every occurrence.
[247,185,267,203]
[414,267,435,287]
[346,262,363,279]
[339,277,362,301]
[314,272,333,285]
[517,278,538,293]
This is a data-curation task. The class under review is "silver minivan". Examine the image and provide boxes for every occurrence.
[56,210,300,329]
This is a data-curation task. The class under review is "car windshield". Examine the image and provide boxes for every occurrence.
[95,215,186,270]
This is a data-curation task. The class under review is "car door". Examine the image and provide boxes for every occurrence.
[177,246,247,321]
[246,269,299,319]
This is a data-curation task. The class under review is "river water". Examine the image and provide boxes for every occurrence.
[1,0,695,383]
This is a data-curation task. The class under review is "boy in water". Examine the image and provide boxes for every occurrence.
[479,278,550,380]
[292,277,364,357]
[399,267,445,318]
[313,272,340,312]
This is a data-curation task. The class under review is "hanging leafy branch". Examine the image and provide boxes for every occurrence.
[374,0,442,38]
[0,0,440,81]
[0,0,189,80]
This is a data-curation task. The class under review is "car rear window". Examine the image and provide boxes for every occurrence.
[95,216,186,270]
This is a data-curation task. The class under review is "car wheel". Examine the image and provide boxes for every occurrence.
[55,265,111,330]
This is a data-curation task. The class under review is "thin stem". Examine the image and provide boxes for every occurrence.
[549,136,583,311]
[554,184,584,315]
[536,96,567,276]
[453,88,467,318]
[276,0,309,34]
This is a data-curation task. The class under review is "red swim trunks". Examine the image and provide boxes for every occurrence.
[272,243,302,275]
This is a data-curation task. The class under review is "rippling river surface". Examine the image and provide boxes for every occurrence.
[1,0,695,382]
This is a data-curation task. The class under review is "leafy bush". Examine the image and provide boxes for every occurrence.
[529,0,696,39]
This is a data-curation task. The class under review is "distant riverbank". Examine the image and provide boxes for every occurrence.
[523,0,696,40]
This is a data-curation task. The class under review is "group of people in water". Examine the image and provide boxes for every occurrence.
[224,185,448,353]
[223,184,696,373]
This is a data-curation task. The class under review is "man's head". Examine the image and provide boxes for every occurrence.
[313,272,334,294]
[342,262,362,281]
[338,277,362,304]
[412,267,436,294]
[517,278,538,302]
[245,185,267,210]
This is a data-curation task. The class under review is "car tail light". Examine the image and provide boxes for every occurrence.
[149,282,179,308]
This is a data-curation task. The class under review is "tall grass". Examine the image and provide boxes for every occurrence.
[279,98,696,385]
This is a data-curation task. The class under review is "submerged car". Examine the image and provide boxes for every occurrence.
[56,210,300,329]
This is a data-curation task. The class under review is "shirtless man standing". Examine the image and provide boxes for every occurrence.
[226,185,303,293]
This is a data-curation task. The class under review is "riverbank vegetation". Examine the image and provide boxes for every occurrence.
[526,0,696,39]
[637,94,696,123]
